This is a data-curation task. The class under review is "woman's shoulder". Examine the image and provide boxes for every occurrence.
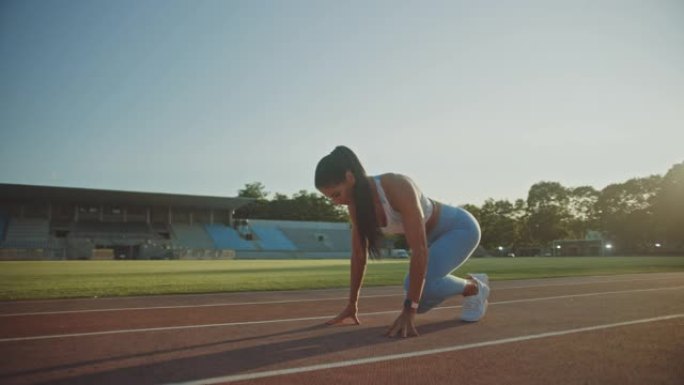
[375,172,409,183]
[377,173,416,186]
[376,173,420,201]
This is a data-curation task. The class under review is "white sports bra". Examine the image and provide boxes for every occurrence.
[373,175,434,234]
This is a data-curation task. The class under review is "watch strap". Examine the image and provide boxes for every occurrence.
[403,298,419,310]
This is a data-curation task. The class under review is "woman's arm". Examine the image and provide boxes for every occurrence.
[326,203,367,326]
[383,174,428,303]
[348,203,369,304]
[382,174,428,337]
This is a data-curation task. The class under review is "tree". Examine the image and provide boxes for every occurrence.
[235,183,348,222]
[475,199,519,251]
[235,182,269,219]
[269,190,347,221]
[525,182,571,245]
[238,182,269,200]
[566,186,600,239]
[227,162,684,255]
[527,181,569,211]
[595,175,662,254]
[653,162,684,250]
[510,199,532,248]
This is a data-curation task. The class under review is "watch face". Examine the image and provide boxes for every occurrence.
[403,299,412,308]
[404,299,418,309]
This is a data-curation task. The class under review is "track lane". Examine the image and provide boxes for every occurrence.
[1,272,681,315]
[1,273,683,339]
[0,274,682,385]
[224,317,684,385]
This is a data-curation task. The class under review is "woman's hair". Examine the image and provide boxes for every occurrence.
[315,146,381,257]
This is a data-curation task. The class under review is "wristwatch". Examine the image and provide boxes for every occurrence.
[403,298,419,310]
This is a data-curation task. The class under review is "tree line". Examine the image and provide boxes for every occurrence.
[235,162,683,255]
[235,183,349,222]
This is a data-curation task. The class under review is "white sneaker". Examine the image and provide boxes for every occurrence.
[460,274,490,322]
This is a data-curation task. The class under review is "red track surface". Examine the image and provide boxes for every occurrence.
[1,273,683,385]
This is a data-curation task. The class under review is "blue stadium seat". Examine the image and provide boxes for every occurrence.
[1,218,49,248]
[170,224,215,249]
[250,225,298,251]
[204,224,256,250]
[278,227,331,252]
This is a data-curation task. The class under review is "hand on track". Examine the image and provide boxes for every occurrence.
[326,302,361,326]
[385,309,419,338]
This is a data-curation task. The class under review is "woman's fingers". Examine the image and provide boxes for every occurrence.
[410,323,420,337]
[326,307,360,326]
[385,318,400,336]
[386,312,419,338]
[325,310,347,325]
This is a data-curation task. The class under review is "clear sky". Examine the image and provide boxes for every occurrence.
[1,0,682,206]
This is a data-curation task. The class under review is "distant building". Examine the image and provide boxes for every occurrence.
[0,183,357,260]
[551,231,611,256]
[0,183,253,260]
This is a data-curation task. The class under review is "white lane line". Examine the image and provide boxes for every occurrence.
[487,285,684,306]
[490,274,683,289]
[2,272,681,306]
[1,285,682,343]
[0,294,401,318]
[0,284,366,304]
[165,313,684,385]
[0,314,339,343]
[2,274,682,317]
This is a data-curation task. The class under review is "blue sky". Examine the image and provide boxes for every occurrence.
[1,0,682,206]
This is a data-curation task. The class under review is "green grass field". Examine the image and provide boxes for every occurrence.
[1,256,683,300]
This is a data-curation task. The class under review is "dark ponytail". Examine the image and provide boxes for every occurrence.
[315,146,382,257]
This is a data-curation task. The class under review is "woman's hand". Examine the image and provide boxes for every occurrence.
[326,302,361,325]
[385,308,419,338]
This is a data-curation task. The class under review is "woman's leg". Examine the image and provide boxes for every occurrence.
[404,206,481,312]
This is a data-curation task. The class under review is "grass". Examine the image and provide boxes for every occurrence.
[1,256,683,301]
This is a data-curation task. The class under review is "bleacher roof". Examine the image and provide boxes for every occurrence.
[0,183,253,210]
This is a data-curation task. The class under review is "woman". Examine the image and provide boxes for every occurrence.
[315,146,489,338]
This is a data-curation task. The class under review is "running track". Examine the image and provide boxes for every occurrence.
[0,272,682,385]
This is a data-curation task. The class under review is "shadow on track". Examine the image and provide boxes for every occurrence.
[18,319,470,385]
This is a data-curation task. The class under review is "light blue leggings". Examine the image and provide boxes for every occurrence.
[403,204,481,301]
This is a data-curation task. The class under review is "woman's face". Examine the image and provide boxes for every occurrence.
[318,171,355,206]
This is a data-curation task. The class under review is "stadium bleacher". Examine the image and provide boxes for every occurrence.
[0,200,353,259]
[171,224,215,249]
[250,225,297,251]
[0,210,356,259]
[204,224,256,251]
[2,218,50,249]
[277,227,332,252]
[247,219,352,254]
[0,210,7,243]
[316,229,352,251]
[71,222,154,236]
